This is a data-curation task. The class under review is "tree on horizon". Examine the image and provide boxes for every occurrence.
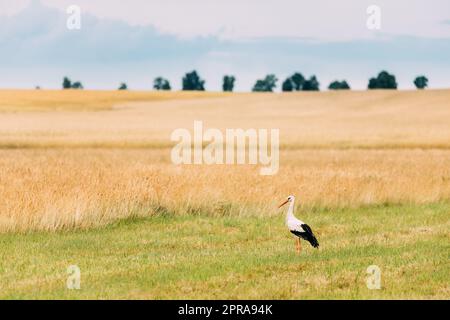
[62,77,72,89]
[414,76,428,89]
[71,81,83,89]
[62,77,83,89]
[222,75,236,92]
[291,73,305,90]
[282,73,319,91]
[252,74,278,92]
[182,71,205,91]
[328,80,350,90]
[368,71,397,89]
[302,75,320,91]
[154,77,171,90]
[282,78,294,92]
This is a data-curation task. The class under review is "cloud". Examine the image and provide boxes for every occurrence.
[34,0,450,40]
[0,0,449,90]
[0,0,217,66]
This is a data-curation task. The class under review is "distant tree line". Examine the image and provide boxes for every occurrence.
[60,71,429,92]
[62,77,84,90]
[281,73,320,92]
[368,71,397,89]
[253,74,278,92]
[328,80,350,90]
[154,77,171,90]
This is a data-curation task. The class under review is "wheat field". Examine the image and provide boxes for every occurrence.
[1,148,449,233]
[0,89,449,232]
[0,89,449,299]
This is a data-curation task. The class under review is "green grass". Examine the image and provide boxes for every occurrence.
[0,203,448,299]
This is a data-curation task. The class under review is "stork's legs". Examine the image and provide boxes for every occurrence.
[296,238,301,254]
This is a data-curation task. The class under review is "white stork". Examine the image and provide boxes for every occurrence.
[278,195,319,253]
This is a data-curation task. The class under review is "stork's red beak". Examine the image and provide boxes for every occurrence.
[278,199,289,208]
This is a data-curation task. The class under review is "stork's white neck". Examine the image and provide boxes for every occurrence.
[286,200,296,221]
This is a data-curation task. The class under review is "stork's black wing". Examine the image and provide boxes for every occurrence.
[300,224,319,248]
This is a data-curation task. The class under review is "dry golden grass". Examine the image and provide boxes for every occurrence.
[0,148,449,232]
[0,89,449,232]
[0,89,449,149]
[0,89,449,300]
[0,89,227,112]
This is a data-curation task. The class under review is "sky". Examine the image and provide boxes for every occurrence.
[0,0,449,91]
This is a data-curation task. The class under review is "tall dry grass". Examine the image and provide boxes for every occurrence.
[0,148,449,232]
[1,89,450,149]
[0,89,449,232]
[0,89,226,112]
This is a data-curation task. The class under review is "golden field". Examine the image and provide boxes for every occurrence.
[1,148,450,233]
[0,89,449,232]
[0,89,449,299]
[1,89,450,149]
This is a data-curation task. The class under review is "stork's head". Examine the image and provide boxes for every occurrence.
[278,195,295,208]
